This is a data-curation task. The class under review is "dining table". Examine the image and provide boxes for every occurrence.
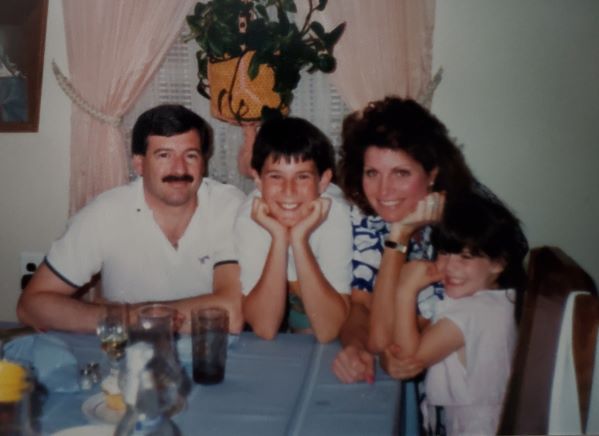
[3,328,420,436]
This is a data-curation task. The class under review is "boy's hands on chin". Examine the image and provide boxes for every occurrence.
[290,197,332,243]
[251,197,288,239]
[388,192,446,241]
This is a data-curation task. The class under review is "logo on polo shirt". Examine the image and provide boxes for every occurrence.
[198,255,210,264]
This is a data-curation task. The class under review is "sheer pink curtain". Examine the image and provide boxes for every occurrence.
[62,0,193,215]
[301,0,436,111]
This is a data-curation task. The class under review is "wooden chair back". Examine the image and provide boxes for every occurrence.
[498,246,597,435]
[573,293,599,430]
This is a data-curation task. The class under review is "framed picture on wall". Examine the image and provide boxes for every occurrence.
[0,0,48,132]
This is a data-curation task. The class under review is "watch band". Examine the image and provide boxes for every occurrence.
[384,239,408,254]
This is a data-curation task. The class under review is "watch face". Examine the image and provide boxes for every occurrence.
[384,239,407,253]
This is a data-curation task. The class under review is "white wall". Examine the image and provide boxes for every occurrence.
[0,1,70,321]
[431,0,599,285]
[0,1,597,321]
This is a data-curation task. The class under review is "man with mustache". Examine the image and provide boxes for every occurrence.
[17,104,245,334]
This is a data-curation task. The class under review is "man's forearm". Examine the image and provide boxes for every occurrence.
[17,291,102,333]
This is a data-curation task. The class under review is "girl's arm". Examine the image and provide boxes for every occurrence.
[393,261,464,366]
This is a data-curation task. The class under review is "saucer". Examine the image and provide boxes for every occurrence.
[82,393,123,425]
[82,392,186,425]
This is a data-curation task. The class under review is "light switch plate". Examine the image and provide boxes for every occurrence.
[20,252,44,275]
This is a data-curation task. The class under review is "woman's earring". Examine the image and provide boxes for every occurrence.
[428,180,435,192]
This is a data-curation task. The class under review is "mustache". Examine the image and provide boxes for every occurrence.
[162,174,194,183]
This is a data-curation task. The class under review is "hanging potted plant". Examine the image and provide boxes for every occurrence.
[185,0,345,175]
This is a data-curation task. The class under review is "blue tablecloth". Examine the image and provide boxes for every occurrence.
[5,332,419,435]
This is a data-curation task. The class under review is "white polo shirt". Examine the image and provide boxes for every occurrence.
[46,177,245,303]
[235,184,352,296]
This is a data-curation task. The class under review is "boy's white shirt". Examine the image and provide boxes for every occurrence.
[234,183,352,295]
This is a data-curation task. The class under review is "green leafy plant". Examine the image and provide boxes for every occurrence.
[186,0,345,118]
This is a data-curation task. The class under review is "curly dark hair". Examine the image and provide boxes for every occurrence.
[338,97,473,216]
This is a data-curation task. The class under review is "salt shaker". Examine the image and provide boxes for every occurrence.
[79,367,94,391]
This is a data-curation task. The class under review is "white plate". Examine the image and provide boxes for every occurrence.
[82,392,186,425]
[82,393,124,425]
[52,424,114,436]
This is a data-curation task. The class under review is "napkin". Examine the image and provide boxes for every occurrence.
[4,334,80,393]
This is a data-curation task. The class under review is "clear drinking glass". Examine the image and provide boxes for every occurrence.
[131,304,184,414]
[96,303,129,374]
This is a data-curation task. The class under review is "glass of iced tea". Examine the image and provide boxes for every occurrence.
[191,307,229,384]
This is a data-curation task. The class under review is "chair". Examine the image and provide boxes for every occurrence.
[497,246,598,435]
[548,290,599,434]
[572,292,599,432]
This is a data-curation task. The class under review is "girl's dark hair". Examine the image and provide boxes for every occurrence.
[338,96,474,215]
[433,189,529,321]
[251,116,335,177]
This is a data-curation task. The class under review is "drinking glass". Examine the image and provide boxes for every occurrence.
[191,307,229,384]
[132,304,184,412]
[96,303,129,374]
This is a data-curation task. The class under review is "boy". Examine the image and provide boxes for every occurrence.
[235,117,352,343]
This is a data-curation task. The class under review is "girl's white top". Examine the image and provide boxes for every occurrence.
[424,289,517,435]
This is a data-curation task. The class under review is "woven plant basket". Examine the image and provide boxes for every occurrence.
[207,51,289,123]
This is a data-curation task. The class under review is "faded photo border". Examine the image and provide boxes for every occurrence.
[0,0,48,132]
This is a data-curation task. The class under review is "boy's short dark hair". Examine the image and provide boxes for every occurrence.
[251,117,335,177]
[131,104,213,161]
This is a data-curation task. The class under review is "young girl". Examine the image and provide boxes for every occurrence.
[392,191,528,435]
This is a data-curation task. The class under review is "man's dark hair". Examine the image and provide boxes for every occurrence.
[251,117,335,177]
[131,104,213,161]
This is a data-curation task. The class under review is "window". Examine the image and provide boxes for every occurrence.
[124,26,350,193]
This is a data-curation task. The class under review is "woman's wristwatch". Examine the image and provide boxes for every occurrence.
[383,238,408,254]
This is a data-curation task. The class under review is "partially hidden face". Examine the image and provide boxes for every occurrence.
[255,155,332,228]
[436,250,505,299]
[362,146,436,223]
[133,129,204,209]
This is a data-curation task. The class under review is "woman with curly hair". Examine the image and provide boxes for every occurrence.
[332,96,475,385]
